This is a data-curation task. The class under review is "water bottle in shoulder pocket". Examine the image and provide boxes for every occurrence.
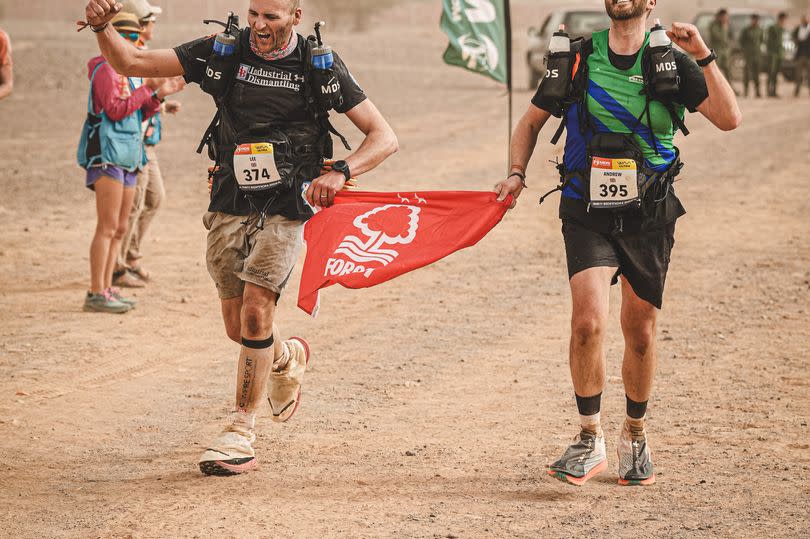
[538,25,573,99]
[647,19,679,96]
[309,22,343,112]
[201,12,241,99]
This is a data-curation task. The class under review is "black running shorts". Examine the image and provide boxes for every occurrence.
[561,218,676,309]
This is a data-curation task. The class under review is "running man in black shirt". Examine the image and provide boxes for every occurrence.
[82,0,398,476]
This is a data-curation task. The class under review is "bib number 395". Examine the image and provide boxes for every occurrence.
[234,142,282,193]
[589,156,640,209]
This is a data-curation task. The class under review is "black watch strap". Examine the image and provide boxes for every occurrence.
[697,49,717,67]
[333,160,351,181]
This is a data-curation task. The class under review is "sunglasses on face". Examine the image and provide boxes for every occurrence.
[119,32,140,42]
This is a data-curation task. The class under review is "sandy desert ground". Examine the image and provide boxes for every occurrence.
[0,1,809,537]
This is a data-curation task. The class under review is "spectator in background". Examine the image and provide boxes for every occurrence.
[794,15,810,97]
[0,28,12,100]
[77,12,183,313]
[766,12,787,98]
[114,0,185,288]
[740,14,764,98]
[709,9,733,86]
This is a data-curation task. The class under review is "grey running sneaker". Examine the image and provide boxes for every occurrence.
[617,422,656,486]
[198,423,258,476]
[83,291,131,314]
[268,337,310,423]
[548,429,607,486]
[107,287,136,308]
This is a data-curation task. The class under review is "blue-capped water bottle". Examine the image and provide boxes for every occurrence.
[201,12,240,98]
[213,30,237,57]
[309,21,343,111]
[311,21,334,69]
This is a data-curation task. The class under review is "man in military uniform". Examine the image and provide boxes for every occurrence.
[709,9,732,86]
[766,12,787,97]
[793,15,810,97]
[740,14,764,98]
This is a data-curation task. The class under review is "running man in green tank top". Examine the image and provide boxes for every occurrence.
[494,0,741,487]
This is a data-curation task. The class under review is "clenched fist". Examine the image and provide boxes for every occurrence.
[84,1,122,29]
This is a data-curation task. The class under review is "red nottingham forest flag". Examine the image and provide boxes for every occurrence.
[297,191,511,316]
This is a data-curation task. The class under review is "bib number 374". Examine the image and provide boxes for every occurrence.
[234,142,282,193]
[589,156,640,209]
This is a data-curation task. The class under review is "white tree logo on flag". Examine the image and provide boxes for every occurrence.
[323,205,422,279]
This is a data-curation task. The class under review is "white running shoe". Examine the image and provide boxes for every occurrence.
[617,421,656,486]
[198,424,258,476]
[268,337,310,423]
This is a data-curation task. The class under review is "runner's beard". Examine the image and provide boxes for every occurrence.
[251,25,292,53]
[605,0,648,21]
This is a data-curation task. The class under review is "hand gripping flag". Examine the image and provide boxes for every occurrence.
[297,191,511,316]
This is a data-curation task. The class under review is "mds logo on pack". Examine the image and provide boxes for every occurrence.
[320,76,340,94]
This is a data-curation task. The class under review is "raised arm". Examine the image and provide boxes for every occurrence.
[305,99,398,207]
[669,22,742,132]
[83,0,184,77]
[494,104,552,207]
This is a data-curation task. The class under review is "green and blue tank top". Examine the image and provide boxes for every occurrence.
[562,30,686,199]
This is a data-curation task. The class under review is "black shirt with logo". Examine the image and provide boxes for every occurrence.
[174,30,367,218]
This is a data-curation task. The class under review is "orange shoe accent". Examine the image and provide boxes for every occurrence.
[618,474,656,486]
[547,459,607,486]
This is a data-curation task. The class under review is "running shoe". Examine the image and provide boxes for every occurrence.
[107,287,137,308]
[268,337,310,423]
[547,430,607,486]
[617,421,656,486]
[83,291,131,314]
[198,423,258,476]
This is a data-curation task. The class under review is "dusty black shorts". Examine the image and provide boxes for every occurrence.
[561,218,676,309]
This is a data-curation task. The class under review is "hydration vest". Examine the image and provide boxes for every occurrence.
[77,62,147,172]
[541,30,687,212]
[197,31,350,200]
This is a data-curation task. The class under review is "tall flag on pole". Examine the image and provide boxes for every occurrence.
[440,1,513,161]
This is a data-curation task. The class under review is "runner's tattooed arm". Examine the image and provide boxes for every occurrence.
[668,22,741,131]
[83,0,185,78]
[494,104,552,208]
[306,99,398,208]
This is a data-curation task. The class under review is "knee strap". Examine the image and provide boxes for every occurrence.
[241,335,275,350]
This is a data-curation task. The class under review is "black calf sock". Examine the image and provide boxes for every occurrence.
[575,393,602,417]
[626,395,648,419]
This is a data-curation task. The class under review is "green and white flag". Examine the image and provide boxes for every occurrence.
[440,0,511,85]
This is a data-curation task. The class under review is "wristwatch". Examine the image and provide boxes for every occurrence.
[332,160,351,181]
[696,49,717,67]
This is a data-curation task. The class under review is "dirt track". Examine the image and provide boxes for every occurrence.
[1,2,809,538]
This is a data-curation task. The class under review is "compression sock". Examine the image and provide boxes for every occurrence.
[236,335,275,412]
[575,392,602,435]
[625,395,648,440]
